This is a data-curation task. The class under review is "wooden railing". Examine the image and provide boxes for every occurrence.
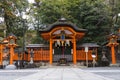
[27,49,49,61]
[12,49,97,62]
[13,49,50,62]
[76,50,93,61]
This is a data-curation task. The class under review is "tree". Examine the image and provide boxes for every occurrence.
[107,0,120,33]
[0,0,31,47]
[0,0,29,37]
[68,0,110,44]
[32,0,110,45]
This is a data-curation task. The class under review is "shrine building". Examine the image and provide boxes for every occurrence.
[11,18,99,65]
[24,18,99,65]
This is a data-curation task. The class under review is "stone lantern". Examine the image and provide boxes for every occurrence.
[91,49,96,67]
[106,33,119,64]
[5,33,17,69]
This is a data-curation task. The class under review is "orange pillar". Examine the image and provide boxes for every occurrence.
[49,38,53,64]
[40,48,42,61]
[10,46,14,65]
[0,45,3,65]
[73,38,77,65]
[111,45,116,64]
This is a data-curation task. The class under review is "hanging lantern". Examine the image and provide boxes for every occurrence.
[66,40,70,46]
[55,41,57,47]
[57,40,60,46]
[61,41,64,46]
[53,49,54,54]
[65,42,67,46]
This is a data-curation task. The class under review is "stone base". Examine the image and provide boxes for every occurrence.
[5,65,16,70]
[25,63,37,68]
[109,64,120,67]
[48,64,53,67]
[73,65,77,67]
[0,65,4,69]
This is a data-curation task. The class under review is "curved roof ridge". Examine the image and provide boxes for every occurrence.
[39,18,87,33]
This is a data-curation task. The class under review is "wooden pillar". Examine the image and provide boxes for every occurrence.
[27,48,30,61]
[40,48,42,61]
[49,38,53,64]
[0,45,3,65]
[111,45,116,64]
[10,45,14,65]
[73,38,77,65]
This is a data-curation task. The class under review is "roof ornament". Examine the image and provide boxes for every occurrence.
[59,17,67,22]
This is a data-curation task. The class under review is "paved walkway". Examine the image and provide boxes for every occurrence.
[15,67,115,80]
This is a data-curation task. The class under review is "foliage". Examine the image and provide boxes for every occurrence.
[107,0,120,33]
[32,0,112,45]
[0,0,29,37]
[67,0,110,44]
[0,0,120,45]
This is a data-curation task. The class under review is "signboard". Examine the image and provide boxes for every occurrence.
[85,47,88,52]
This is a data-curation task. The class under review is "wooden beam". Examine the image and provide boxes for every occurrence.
[50,26,75,35]
[52,39,73,42]
[51,34,74,39]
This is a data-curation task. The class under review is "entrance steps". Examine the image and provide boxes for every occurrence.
[53,55,72,62]
[35,62,87,68]
[37,62,87,68]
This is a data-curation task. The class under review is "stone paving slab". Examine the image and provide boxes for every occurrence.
[81,67,120,80]
[15,67,115,80]
[0,71,36,80]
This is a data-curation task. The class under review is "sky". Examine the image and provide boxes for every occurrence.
[28,0,35,3]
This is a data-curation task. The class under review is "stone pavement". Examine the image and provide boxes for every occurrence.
[14,67,115,80]
[81,67,120,80]
[0,69,37,80]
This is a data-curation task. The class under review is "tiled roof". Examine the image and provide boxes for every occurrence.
[26,44,49,48]
[39,18,87,33]
[78,43,99,47]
